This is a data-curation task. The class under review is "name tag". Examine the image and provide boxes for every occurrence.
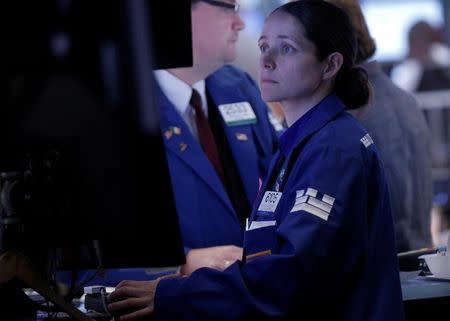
[218,102,257,126]
[257,191,282,213]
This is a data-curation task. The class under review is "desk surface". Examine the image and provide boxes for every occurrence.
[401,271,450,301]
[5,272,450,321]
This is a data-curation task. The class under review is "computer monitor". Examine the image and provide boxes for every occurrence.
[0,0,191,319]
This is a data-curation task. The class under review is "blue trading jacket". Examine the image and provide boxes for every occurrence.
[158,65,278,250]
[154,94,404,321]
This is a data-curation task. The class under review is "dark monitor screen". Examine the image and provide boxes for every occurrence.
[150,1,193,69]
[0,0,191,272]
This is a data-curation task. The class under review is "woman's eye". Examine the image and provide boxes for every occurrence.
[259,43,268,53]
[281,45,294,54]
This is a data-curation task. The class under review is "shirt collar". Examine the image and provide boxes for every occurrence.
[279,93,346,157]
[154,70,207,115]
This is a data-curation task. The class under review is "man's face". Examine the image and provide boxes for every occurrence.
[191,1,245,69]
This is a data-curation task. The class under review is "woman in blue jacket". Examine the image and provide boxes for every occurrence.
[108,2,404,320]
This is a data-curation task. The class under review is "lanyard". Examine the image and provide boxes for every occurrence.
[272,155,288,192]
[268,144,303,193]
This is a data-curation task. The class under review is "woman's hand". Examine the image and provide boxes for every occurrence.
[107,279,160,321]
[180,245,243,275]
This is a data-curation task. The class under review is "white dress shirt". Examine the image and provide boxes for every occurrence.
[154,70,208,140]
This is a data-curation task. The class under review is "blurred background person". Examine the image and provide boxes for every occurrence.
[430,193,450,247]
[391,20,450,169]
[391,20,450,92]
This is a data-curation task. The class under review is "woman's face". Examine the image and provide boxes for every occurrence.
[258,10,326,104]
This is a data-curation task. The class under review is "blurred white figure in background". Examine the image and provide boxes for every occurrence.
[430,193,450,247]
[391,20,450,92]
[391,20,450,169]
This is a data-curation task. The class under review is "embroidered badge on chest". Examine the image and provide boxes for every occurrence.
[290,188,335,221]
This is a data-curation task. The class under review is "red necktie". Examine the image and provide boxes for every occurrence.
[190,89,225,183]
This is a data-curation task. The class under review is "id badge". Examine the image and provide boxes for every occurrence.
[218,102,257,126]
[257,191,282,213]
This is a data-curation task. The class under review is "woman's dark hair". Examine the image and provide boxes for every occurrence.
[274,0,370,109]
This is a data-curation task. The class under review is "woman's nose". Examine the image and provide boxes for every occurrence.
[260,55,275,70]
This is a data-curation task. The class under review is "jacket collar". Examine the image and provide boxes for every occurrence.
[279,93,346,157]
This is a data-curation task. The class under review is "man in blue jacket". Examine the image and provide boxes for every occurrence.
[56,0,279,287]
[153,0,279,275]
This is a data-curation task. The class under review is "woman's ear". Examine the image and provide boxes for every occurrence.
[321,52,343,80]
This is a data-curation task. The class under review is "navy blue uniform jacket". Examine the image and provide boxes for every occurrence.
[159,65,278,250]
[154,94,404,321]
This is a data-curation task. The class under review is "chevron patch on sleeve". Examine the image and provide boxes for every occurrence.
[360,134,374,148]
[290,189,336,221]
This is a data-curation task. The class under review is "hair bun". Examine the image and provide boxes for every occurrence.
[335,66,370,109]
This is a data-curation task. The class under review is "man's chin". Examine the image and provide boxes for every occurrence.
[223,51,237,63]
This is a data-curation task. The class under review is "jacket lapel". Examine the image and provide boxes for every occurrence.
[206,78,260,204]
[157,87,234,212]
